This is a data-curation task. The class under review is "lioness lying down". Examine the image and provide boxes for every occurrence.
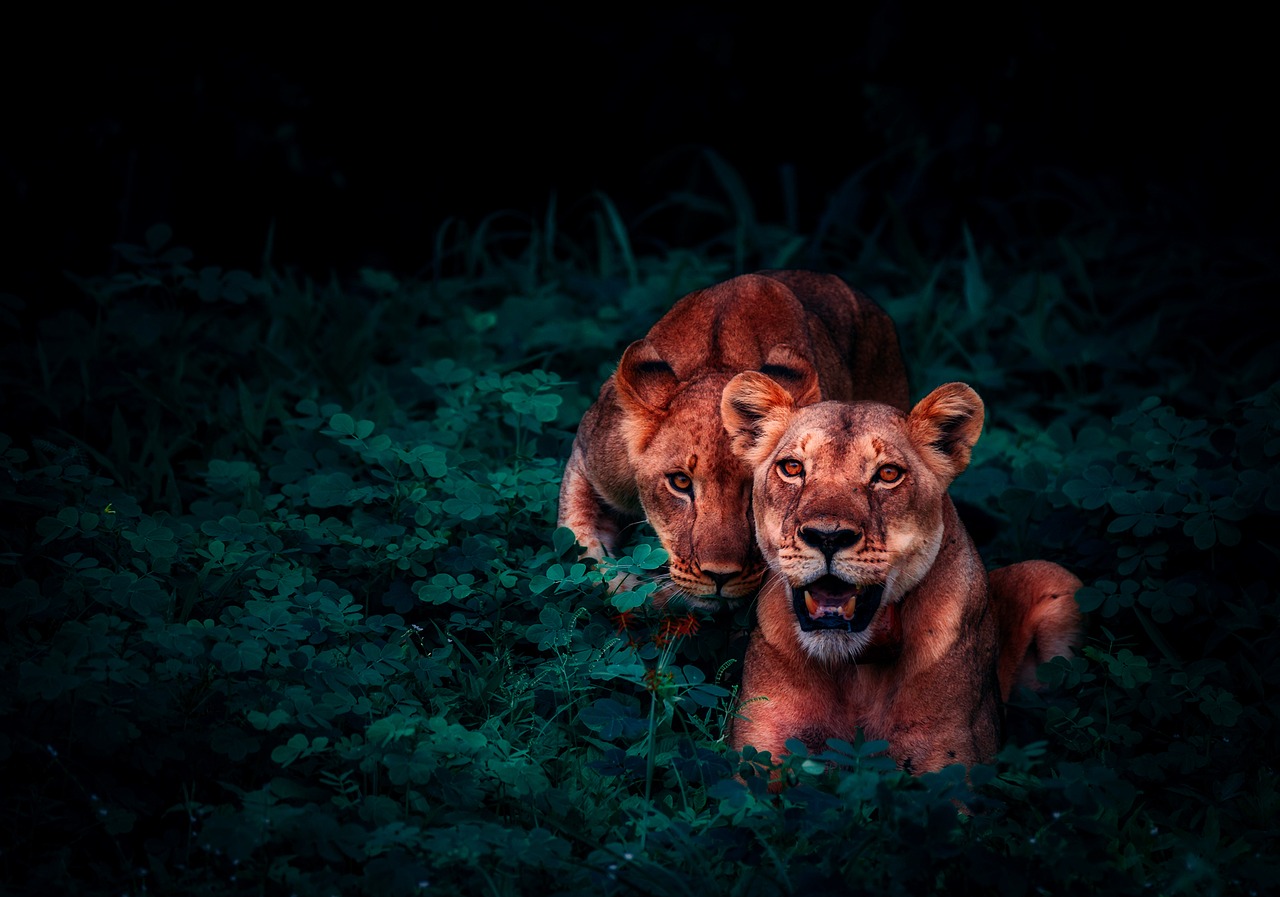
[557,270,911,609]
[721,373,1081,775]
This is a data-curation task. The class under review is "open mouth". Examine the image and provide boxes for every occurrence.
[791,575,885,633]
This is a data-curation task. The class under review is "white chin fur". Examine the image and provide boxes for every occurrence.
[796,627,876,664]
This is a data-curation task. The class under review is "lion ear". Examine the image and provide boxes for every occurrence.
[907,383,985,481]
[614,340,680,418]
[721,371,797,468]
[759,344,822,407]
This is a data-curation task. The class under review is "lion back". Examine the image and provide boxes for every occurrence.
[639,270,910,411]
[757,269,910,411]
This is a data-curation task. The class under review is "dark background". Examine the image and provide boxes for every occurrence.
[3,7,1274,307]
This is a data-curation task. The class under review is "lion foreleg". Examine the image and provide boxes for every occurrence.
[557,444,623,560]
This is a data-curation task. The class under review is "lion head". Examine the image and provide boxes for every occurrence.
[612,340,823,610]
[721,373,984,662]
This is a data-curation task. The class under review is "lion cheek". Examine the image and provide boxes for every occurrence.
[881,521,944,601]
[634,483,688,548]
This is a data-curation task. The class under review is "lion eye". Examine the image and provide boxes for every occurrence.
[667,472,694,494]
[777,459,804,478]
[874,464,904,485]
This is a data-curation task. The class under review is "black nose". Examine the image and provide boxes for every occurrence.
[798,526,861,560]
[705,570,738,596]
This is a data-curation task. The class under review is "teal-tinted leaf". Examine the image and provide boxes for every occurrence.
[1199,688,1242,726]
[552,526,580,557]
[441,480,498,521]
[1089,647,1151,689]
[609,581,656,612]
[525,603,575,649]
[360,268,400,293]
[423,716,488,755]
[101,806,137,836]
[1074,579,1137,617]
[221,269,258,303]
[628,543,669,570]
[272,733,309,767]
[101,572,168,616]
[579,698,647,741]
[363,433,392,454]
[247,709,292,731]
[211,639,267,673]
[195,265,222,301]
[1139,580,1196,622]
[206,459,261,492]
[1184,509,1240,549]
[367,714,420,746]
[144,222,172,251]
[531,393,563,422]
[304,472,356,508]
[201,515,267,543]
[398,444,448,478]
[329,413,356,436]
[413,573,476,607]
[412,358,474,386]
[124,517,178,560]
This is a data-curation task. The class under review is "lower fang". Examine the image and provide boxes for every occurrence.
[841,597,857,619]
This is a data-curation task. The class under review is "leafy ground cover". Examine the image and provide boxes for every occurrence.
[1,175,1277,895]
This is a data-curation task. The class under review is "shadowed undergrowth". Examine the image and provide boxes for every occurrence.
[1,168,1277,896]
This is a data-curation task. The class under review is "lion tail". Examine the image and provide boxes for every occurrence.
[988,560,1084,701]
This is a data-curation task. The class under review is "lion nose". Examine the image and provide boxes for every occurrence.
[703,569,740,597]
[798,526,861,560]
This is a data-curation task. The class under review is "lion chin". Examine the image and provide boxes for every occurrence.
[663,578,759,613]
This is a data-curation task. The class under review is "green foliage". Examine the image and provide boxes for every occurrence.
[1,181,1276,896]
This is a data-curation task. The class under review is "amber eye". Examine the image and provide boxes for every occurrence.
[667,472,694,494]
[777,459,804,478]
[875,464,904,485]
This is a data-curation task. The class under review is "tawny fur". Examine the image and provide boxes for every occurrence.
[722,376,1082,780]
[557,270,910,609]
[988,560,1083,697]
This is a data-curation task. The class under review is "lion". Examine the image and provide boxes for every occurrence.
[720,372,1082,778]
[556,270,911,610]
